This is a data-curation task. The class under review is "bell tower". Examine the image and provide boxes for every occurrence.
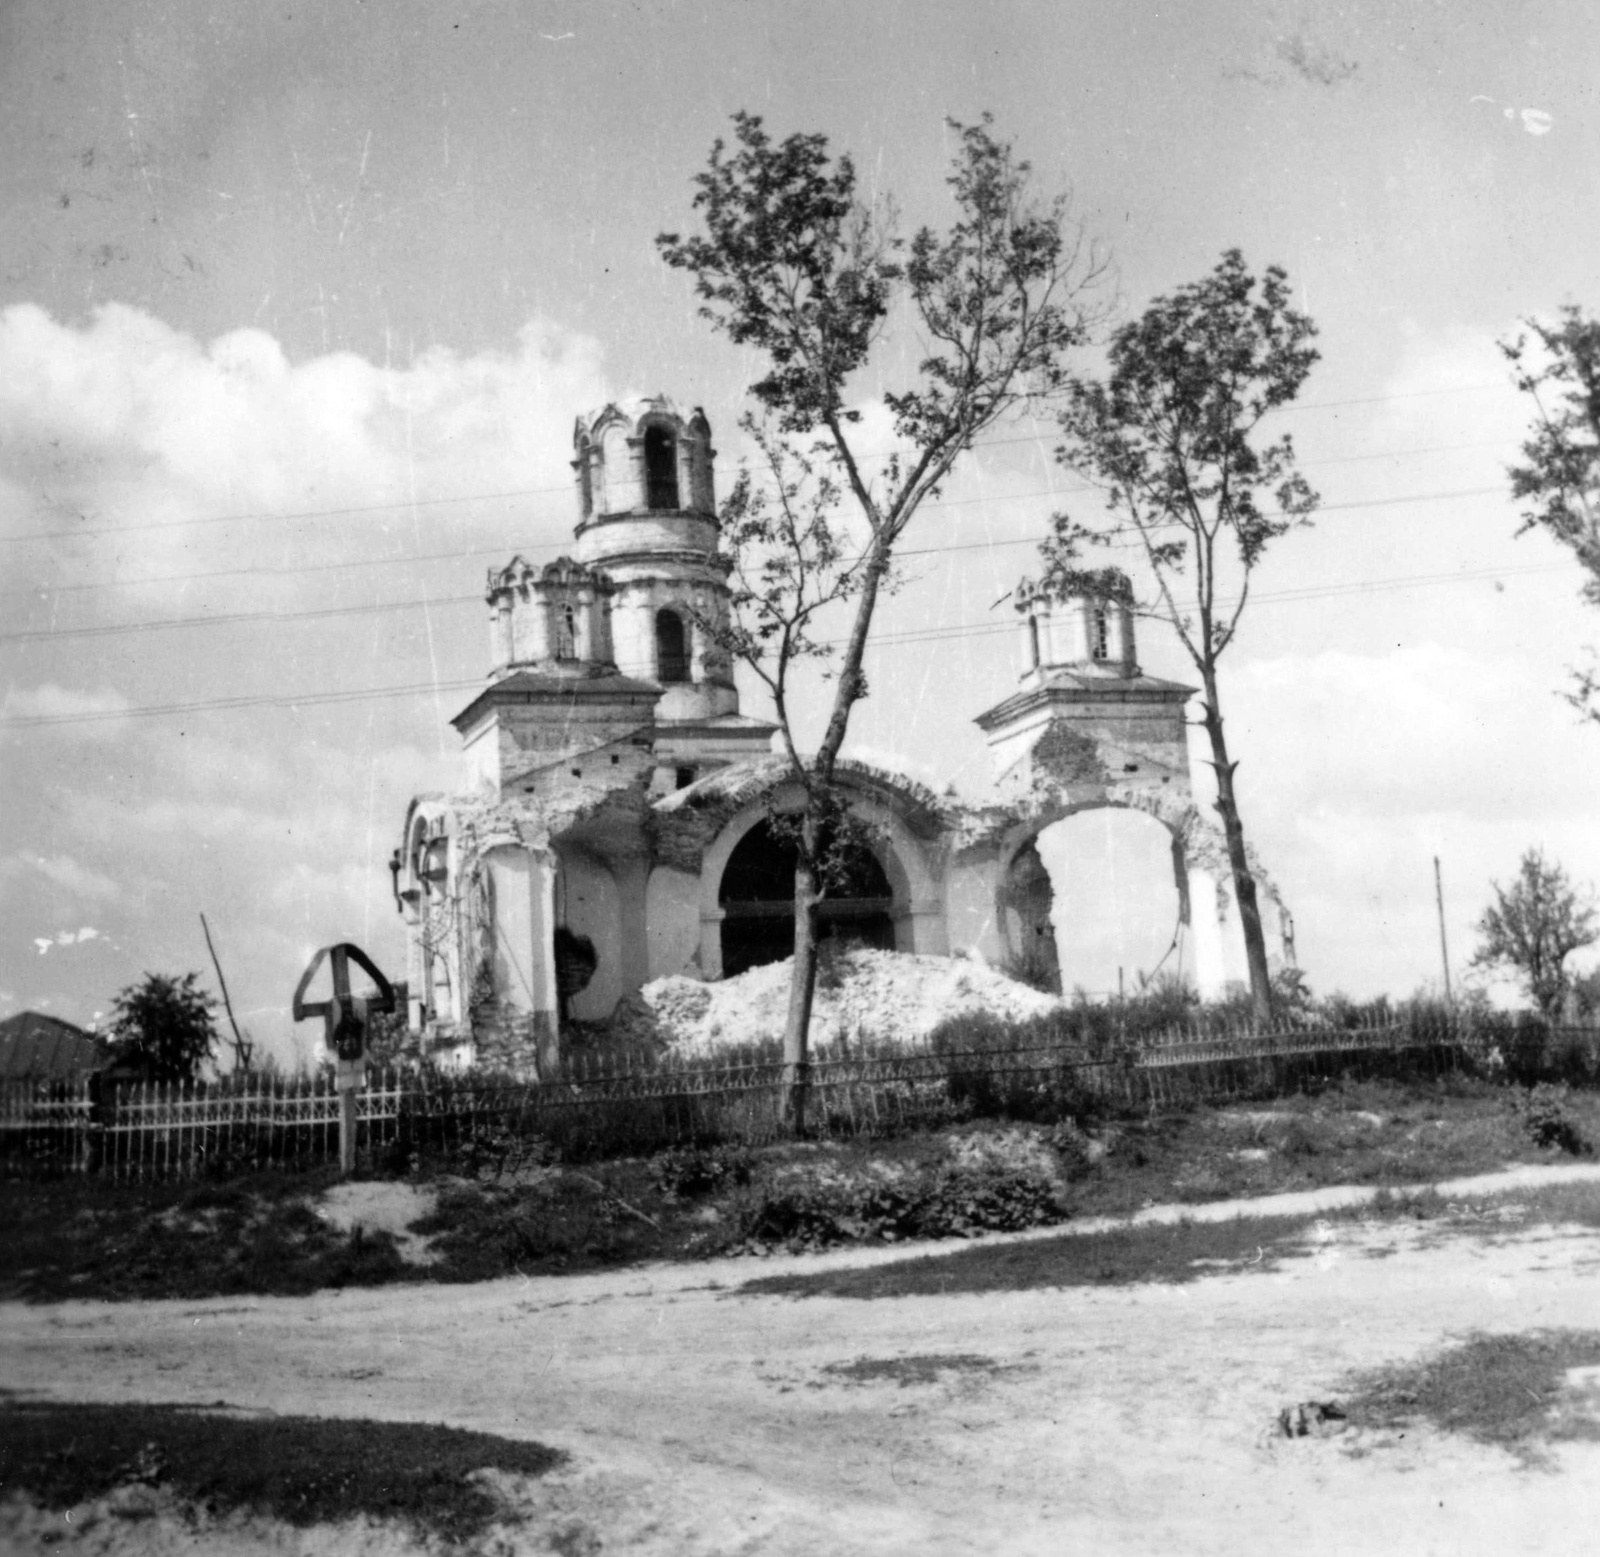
[974,567,1195,803]
[571,396,736,722]
[571,396,774,769]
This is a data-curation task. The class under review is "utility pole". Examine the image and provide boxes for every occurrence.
[1433,856,1453,1004]
[200,913,250,1070]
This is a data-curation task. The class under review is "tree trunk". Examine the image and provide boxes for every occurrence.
[781,828,821,1133]
[777,546,889,1134]
[1198,669,1274,1026]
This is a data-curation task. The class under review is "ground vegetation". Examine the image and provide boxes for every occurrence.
[0,1398,563,1541]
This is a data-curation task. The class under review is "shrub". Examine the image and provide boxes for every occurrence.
[651,1143,753,1198]
[1516,1084,1592,1156]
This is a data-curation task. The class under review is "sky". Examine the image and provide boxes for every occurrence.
[3,0,1599,1062]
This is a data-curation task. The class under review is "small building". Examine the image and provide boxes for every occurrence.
[0,1011,109,1081]
[394,396,1293,1074]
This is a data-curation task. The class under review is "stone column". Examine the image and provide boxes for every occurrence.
[489,599,513,673]
[1188,866,1228,1002]
[698,907,726,982]
[485,846,561,1077]
[573,588,595,663]
[625,434,647,512]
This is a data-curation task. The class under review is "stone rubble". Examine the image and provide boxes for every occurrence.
[605,947,1061,1057]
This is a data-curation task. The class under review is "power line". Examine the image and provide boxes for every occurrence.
[0,462,1513,612]
[0,379,1515,550]
[3,554,1571,730]
[0,481,1514,645]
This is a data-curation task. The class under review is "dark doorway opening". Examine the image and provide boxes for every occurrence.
[718,818,896,978]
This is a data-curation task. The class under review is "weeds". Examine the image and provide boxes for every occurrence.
[1515,1085,1593,1156]
[10,1078,1600,1303]
[0,1396,563,1540]
[741,1212,1312,1300]
[1341,1330,1600,1466]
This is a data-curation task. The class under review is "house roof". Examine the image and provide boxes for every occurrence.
[0,1011,109,1080]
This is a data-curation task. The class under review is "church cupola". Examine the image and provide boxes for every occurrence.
[974,564,1194,796]
[569,397,740,725]
[573,395,716,528]
[1014,566,1138,684]
[486,555,615,680]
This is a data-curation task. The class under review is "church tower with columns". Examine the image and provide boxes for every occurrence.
[974,566,1195,801]
[451,396,774,801]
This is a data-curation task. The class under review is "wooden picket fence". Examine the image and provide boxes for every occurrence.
[0,1012,1583,1185]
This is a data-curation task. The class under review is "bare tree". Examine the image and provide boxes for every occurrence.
[1043,250,1320,1023]
[659,113,1108,1125]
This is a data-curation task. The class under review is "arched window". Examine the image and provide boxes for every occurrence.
[1090,604,1110,661]
[655,608,689,683]
[576,438,594,517]
[644,424,679,509]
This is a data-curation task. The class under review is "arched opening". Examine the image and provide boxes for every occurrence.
[576,437,594,517]
[1090,603,1110,662]
[644,424,679,509]
[718,818,895,978]
[556,603,577,660]
[1024,808,1184,999]
[655,608,689,683]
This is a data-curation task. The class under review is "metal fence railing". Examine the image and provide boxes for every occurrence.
[1,1014,1592,1184]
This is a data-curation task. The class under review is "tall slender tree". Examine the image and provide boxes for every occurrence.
[1042,250,1319,1022]
[1502,307,1600,720]
[659,113,1108,1124]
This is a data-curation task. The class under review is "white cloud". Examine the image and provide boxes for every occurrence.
[26,854,119,903]
[28,925,103,955]
[0,683,131,738]
[0,302,611,611]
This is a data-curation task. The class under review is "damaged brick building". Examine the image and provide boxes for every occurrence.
[395,397,1293,1074]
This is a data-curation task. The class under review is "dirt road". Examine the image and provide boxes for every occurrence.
[5,1168,1600,1555]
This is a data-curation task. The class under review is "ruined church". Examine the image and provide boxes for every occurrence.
[395,397,1292,1074]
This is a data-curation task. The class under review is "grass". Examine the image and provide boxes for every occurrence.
[818,1353,1030,1387]
[4,1075,1600,1303]
[1340,1330,1600,1467]
[0,1395,564,1540]
[0,1170,409,1303]
[739,1210,1317,1299]
[738,1177,1600,1301]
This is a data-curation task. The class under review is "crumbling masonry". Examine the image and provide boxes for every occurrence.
[395,397,1293,1074]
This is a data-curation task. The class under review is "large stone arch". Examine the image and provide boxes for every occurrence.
[693,771,944,981]
[1001,799,1191,997]
[972,790,1290,1000]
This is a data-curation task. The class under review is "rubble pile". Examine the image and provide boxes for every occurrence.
[606,947,1060,1057]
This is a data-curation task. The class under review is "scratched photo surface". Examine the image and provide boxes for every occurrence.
[4,4,1600,1554]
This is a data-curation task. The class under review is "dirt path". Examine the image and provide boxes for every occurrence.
[6,1167,1600,1554]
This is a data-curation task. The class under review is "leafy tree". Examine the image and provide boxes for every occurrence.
[1502,307,1600,719]
[105,972,219,1082]
[659,113,1108,1124]
[1471,848,1598,1019]
[1041,249,1319,1023]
